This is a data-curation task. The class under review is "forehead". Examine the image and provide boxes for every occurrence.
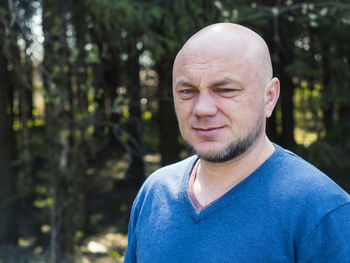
[173,46,252,84]
[172,24,272,88]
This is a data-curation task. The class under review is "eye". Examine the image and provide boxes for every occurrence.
[181,89,193,94]
[177,88,197,99]
[217,88,234,93]
[213,87,238,97]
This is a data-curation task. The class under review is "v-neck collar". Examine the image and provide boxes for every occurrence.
[178,144,284,223]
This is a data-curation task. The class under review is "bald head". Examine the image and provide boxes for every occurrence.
[172,23,280,163]
[173,23,273,87]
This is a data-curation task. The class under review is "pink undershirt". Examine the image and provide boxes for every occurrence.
[188,159,217,211]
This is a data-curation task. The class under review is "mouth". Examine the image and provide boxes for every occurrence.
[193,126,225,136]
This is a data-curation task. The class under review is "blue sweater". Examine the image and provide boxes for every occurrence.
[124,144,350,262]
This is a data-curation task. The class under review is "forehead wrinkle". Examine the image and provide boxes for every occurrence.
[178,51,224,71]
[173,54,213,88]
[174,79,196,89]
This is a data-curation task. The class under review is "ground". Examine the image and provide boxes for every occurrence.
[1,153,161,263]
[78,153,161,263]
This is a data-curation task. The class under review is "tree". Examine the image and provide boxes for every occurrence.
[0,0,35,249]
[0,15,18,247]
[42,0,77,260]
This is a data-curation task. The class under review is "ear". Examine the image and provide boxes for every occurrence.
[264,77,280,118]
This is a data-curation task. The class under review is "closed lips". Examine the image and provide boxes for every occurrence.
[193,126,225,135]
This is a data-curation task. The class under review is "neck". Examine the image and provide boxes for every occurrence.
[194,135,274,206]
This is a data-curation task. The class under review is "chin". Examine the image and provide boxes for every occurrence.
[192,137,256,163]
[194,143,226,155]
[194,145,233,162]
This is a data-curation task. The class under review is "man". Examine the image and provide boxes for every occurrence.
[124,23,350,262]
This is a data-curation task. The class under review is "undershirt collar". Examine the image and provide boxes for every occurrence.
[188,159,217,211]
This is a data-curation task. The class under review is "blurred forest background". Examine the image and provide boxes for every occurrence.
[1,0,350,262]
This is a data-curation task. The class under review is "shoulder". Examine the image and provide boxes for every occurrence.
[265,144,349,224]
[131,155,197,211]
[269,145,350,241]
[141,155,197,191]
[270,144,349,205]
[297,202,350,261]
[264,145,350,256]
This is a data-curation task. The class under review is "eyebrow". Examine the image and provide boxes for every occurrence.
[175,80,196,89]
[210,78,240,87]
[174,77,242,89]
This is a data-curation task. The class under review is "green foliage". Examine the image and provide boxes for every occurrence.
[143,111,159,153]
[74,230,84,243]
[109,250,120,258]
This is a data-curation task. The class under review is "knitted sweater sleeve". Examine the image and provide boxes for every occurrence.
[297,202,350,262]
[124,191,143,263]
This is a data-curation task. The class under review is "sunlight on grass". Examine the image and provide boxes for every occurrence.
[79,228,127,263]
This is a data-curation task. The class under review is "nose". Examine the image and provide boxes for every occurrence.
[193,91,217,117]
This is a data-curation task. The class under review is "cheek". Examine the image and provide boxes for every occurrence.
[226,97,263,125]
[175,98,191,114]
[242,92,265,112]
[174,100,182,117]
[174,102,191,126]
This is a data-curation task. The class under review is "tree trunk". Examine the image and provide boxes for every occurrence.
[125,54,145,186]
[0,42,18,246]
[42,0,76,261]
[266,109,279,143]
[71,0,89,235]
[279,67,296,149]
[260,21,280,143]
[274,16,296,149]
[157,63,181,166]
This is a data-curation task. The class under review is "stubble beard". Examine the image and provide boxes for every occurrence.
[184,114,265,163]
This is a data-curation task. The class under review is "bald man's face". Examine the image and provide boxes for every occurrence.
[173,36,268,162]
